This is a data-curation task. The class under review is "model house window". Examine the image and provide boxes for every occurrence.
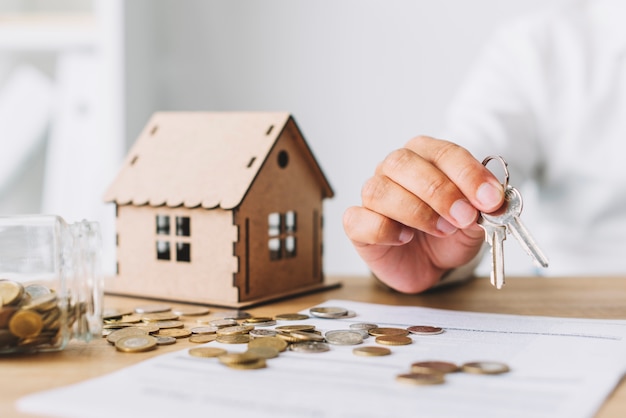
[156,215,191,262]
[268,211,297,260]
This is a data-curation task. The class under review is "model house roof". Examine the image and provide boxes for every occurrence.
[104,112,333,209]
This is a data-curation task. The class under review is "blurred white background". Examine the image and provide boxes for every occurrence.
[0,0,558,277]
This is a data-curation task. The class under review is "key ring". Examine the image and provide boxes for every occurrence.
[481,155,509,191]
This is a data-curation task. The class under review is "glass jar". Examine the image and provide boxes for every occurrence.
[0,215,102,354]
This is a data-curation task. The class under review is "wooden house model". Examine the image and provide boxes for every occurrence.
[104,112,335,307]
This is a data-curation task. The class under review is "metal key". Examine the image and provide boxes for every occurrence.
[478,217,507,289]
[482,185,549,270]
[478,156,549,289]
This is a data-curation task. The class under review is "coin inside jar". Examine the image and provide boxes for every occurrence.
[0,280,24,306]
[9,310,44,338]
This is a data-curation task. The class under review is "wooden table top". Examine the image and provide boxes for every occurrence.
[3,274,626,418]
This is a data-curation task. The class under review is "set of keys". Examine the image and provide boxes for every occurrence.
[478,156,549,289]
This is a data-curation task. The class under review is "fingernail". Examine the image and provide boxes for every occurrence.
[476,182,502,209]
[449,199,476,228]
[398,227,414,243]
[437,216,458,235]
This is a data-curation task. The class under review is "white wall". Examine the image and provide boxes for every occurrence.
[125,0,558,276]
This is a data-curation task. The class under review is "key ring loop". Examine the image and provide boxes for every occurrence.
[481,155,509,190]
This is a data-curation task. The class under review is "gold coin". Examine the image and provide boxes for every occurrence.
[407,325,444,335]
[275,313,309,321]
[276,332,299,343]
[0,280,24,306]
[189,334,218,343]
[275,324,316,332]
[375,335,412,346]
[352,346,392,357]
[248,336,288,352]
[289,330,325,342]
[369,327,409,337]
[226,358,267,370]
[188,346,227,358]
[158,328,192,339]
[243,316,273,324]
[117,313,143,324]
[216,334,250,344]
[153,320,184,329]
[135,323,160,334]
[106,327,148,344]
[102,308,133,321]
[246,346,280,359]
[115,335,158,353]
[216,325,254,336]
[411,361,459,374]
[461,361,510,375]
[141,312,179,322]
[396,372,445,386]
[218,351,259,365]
[9,310,44,338]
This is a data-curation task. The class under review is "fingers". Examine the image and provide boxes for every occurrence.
[370,136,504,235]
[404,136,504,212]
[360,172,458,237]
[343,206,414,247]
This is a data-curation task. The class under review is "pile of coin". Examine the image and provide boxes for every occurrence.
[103,303,511,381]
[396,360,510,386]
[0,279,73,353]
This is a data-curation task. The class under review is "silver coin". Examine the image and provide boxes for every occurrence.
[341,310,357,319]
[350,329,370,339]
[324,330,364,345]
[190,326,219,335]
[24,284,51,299]
[208,318,238,328]
[156,336,177,345]
[243,320,277,327]
[250,329,278,338]
[309,306,348,319]
[171,306,210,316]
[350,323,378,331]
[134,304,171,314]
[211,310,251,320]
[290,341,330,353]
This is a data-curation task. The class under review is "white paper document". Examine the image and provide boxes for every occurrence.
[18,299,626,418]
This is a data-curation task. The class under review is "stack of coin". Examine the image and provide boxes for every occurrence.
[0,279,81,353]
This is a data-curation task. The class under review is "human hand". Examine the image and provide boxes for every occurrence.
[343,136,505,293]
